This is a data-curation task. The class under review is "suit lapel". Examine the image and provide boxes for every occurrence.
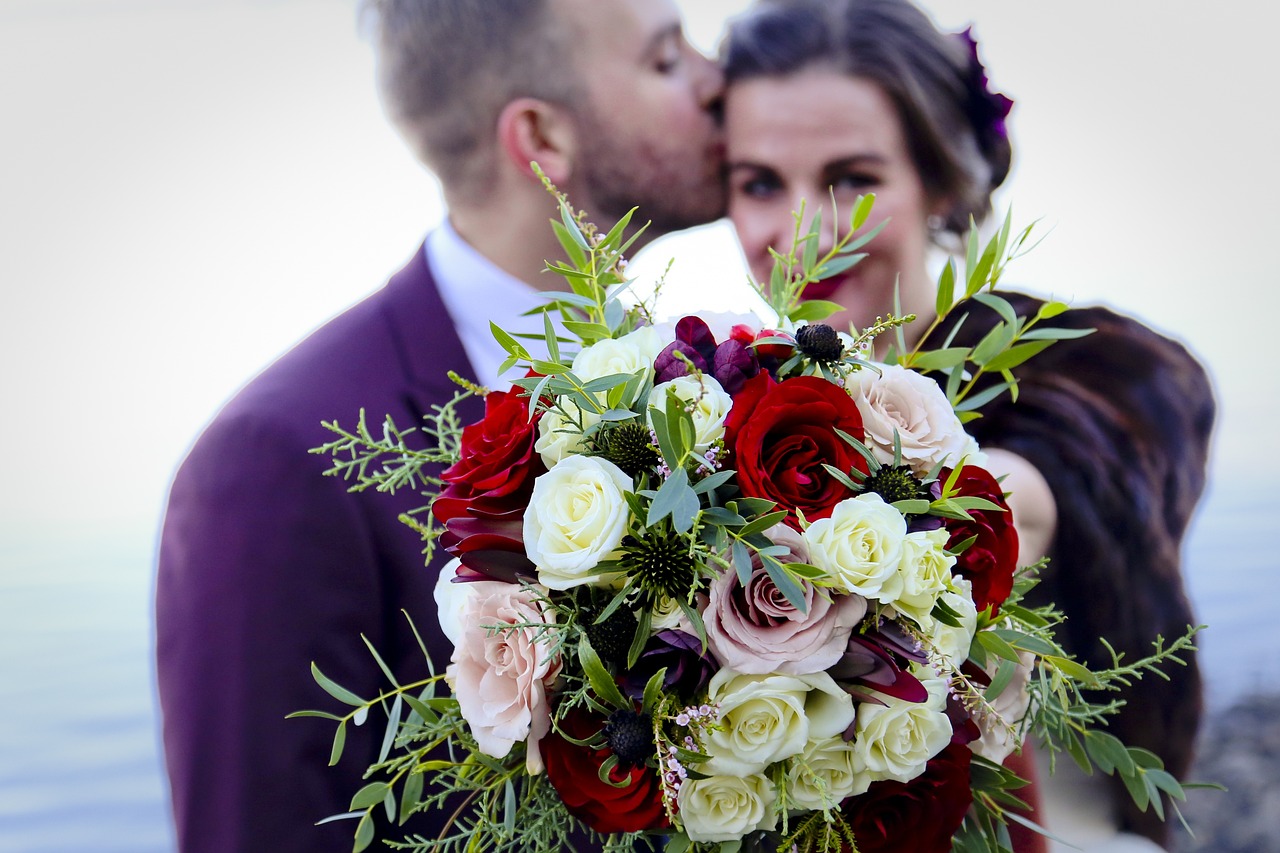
[377,242,485,427]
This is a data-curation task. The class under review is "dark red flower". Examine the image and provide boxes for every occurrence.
[941,465,1019,615]
[542,708,670,835]
[722,373,868,528]
[433,390,543,581]
[843,742,973,853]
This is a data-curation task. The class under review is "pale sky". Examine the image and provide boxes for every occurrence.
[1,0,1276,543]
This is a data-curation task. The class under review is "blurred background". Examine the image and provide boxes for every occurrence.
[1,0,1276,850]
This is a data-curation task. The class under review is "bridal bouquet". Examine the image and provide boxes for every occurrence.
[300,187,1198,853]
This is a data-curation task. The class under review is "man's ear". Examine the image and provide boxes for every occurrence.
[496,97,577,186]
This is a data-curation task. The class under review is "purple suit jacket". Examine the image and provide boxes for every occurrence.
[156,245,483,851]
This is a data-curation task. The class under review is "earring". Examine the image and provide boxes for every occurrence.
[926,214,946,233]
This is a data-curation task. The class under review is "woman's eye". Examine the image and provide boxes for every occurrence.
[831,172,878,192]
[736,176,780,199]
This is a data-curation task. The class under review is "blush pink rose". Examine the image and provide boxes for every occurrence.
[705,525,868,675]
[447,583,561,773]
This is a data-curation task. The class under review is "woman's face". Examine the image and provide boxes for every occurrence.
[726,69,940,335]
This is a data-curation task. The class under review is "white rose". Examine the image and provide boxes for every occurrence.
[891,528,957,626]
[702,669,856,776]
[851,669,953,793]
[524,455,631,589]
[649,593,686,631]
[571,326,665,384]
[786,735,861,811]
[648,374,732,456]
[433,558,474,648]
[803,493,906,603]
[920,578,979,666]
[970,648,1036,763]
[846,364,982,475]
[677,774,777,842]
[534,398,599,468]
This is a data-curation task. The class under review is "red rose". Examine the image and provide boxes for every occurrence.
[542,709,670,835]
[433,390,544,580]
[941,465,1019,615]
[722,373,868,527]
[844,742,973,853]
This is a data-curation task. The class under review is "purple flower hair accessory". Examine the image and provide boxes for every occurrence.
[957,27,1014,141]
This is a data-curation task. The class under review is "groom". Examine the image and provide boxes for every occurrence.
[154,1,725,851]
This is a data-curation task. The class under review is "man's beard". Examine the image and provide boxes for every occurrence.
[574,117,726,245]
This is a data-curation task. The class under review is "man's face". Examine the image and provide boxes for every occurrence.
[556,0,726,240]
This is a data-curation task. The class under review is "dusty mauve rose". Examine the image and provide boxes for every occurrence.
[542,708,670,834]
[705,524,867,674]
[435,389,543,581]
[941,465,1019,615]
[722,373,868,528]
[447,583,560,773]
[845,364,980,476]
[844,742,973,853]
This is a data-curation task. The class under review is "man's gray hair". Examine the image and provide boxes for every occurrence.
[360,0,583,198]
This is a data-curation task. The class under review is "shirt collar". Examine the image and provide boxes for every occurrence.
[425,219,556,390]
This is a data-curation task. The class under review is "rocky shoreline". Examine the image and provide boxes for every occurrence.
[1169,692,1280,852]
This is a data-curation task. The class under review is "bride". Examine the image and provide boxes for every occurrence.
[712,0,1213,849]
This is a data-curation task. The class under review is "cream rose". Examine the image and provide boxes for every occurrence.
[677,774,777,842]
[524,455,631,589]
[786,735,861,811]
[534,399,599,468]
[851,669,952,793]
[970,649,1036,763]
[920,578,979,666]
[571,326,665,384]
[705,524,866,675]
[803,493,906,603]
[647,374,732,456]
[446,582,560,774]
[891,527,957,626]
[845,363,981,475]
[702,669,856,775]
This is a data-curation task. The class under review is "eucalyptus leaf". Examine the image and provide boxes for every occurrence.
[983,340,1055,372]
[910,346,970,371]
[312,663,365,707]
[732,540,753,584]
[971,290,1018,328]
[350,782,391,811]
[788,299,844,323]
[551,219,588,269]
[970,321,1014,367]
[812,252,865,280]
[1017,325,1092,343]
[761,555,808,612]
[802,210,821,271]
[578,636,629,710]
[935,257,956,317]
[354,812,375,853]
[399,771,424,825]
[329,719,348,767]
[378,694,403,764]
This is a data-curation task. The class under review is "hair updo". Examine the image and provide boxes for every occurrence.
[722,0,1013,236]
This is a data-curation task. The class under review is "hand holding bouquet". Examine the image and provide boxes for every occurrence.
[300,188,1200,852]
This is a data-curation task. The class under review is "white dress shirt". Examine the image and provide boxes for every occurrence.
[425,219,560,390]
